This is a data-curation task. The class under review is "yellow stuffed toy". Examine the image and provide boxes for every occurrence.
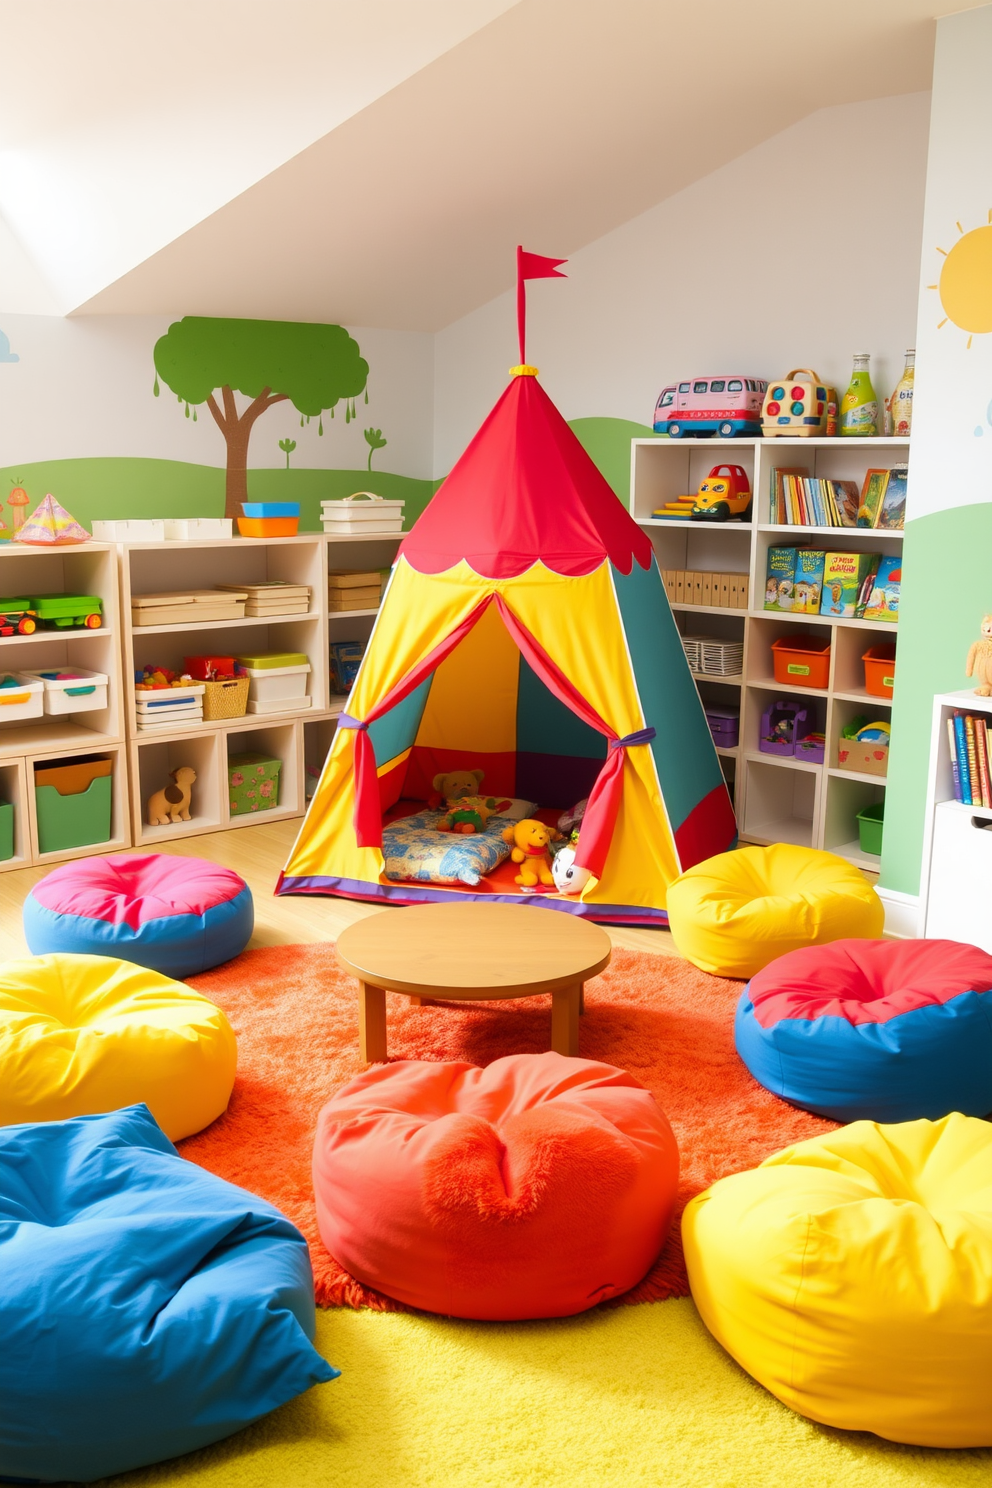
[502,818,559,887]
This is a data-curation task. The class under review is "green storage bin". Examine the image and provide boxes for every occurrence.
[856,800,884,857]
[0,801,13,860]
[35,774,112,853]
[228,751,281,816]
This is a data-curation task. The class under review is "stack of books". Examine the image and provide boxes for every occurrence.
[769,465,907,531]
[661,570,750,608]
[948,710,992,807]
[131,590,247,627]
[217,582,310,617]
[328,571,383,612]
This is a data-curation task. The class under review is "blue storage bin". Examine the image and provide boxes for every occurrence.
[241,502,300,518]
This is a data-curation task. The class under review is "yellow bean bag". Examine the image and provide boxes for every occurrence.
[0,953,236,1141]
[682,1114,992,1447]
[666,843,883,978]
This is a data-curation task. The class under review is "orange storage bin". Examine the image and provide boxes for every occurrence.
[771,635,831,690]
[236,516,299,538]
[862,642,896,699]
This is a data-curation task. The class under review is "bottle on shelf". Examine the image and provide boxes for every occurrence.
[839,354,878,437]
[888,349,914,438]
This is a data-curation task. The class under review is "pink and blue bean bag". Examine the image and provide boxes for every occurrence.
[0,1104,336,1483]
[735,938,992,1122]
[23,852,253,978]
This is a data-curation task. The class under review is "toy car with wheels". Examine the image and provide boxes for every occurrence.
[691,465,752,523]
[653,376,767,437]
[0,600,37,636]
[29,595,102,630]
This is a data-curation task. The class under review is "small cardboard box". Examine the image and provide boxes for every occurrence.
[836,739,889,777]
[228,751,282,815]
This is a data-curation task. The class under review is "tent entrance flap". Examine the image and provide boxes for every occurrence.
[343,592,655,879]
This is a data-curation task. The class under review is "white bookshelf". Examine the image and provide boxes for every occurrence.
[630,436,906,871]
[919,690,992,951]
[0,541,128,871]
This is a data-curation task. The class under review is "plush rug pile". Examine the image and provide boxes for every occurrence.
[184,942,835,1309]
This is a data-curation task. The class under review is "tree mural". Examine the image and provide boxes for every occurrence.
[153,318,369,518]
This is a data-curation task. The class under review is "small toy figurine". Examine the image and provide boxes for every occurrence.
[691,464,752,523]
[551,839,592,896]
[966,616,992,696]
[502,818,560,889]
[147,766,197,826]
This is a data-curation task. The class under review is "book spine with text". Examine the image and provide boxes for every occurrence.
[965,713,980,806]
[948,716,962,802]
[954,712,972,804]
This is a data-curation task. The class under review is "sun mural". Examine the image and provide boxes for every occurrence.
[931,213,992,347]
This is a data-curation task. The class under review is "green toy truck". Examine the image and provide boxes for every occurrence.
[28,595,102,630]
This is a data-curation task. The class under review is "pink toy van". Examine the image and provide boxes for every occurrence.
[654,376,768,438]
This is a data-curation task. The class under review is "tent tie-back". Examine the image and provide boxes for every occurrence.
[337,715,367,730]
[610,727,656,750]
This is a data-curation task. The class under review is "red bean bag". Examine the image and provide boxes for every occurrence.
[312,1052,679,1320]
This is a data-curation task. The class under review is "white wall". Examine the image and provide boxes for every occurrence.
[433,93,931,476]
[0,315,434,478]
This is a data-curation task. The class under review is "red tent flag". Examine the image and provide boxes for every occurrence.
[516,246,567,364]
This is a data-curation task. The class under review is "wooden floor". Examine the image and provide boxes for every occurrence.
[0,818,679,963]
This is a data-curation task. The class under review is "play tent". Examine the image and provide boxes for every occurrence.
[278,368,736,925]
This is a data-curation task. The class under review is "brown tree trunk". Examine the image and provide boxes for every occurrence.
[206,385,290,522]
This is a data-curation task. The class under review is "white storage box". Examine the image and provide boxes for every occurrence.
[0,674,44,721]
[20,667,109,715]
[321,492,404,535]
[924,800,992,953]
[137,708,203,732]
[242,662,311,710]
[135,683,205,731]
[164,518,233,540]
[92,519,166,542]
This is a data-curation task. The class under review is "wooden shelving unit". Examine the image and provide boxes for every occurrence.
[630,436,906,870]
[0,541,128,871]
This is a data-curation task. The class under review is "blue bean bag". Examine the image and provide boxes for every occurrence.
[735,938,992,1122]
[0,1104,337,1483]
[23,851,254,977]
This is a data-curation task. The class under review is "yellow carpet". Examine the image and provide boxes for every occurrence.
[107,1299,990,1488]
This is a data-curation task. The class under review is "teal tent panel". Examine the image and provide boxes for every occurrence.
[516,655,607,761]
[612,559,725,830]
[367,674,434,767]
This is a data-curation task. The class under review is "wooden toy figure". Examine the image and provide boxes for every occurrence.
[966,616,992,696]
[147,766,197,826]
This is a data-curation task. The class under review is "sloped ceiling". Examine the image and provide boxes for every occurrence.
[0,0,982,327]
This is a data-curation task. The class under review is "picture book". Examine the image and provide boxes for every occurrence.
[764,547,797,611]
[856,469,890,528]
[818,551,878,618]
[875,464,908,530]
[330,641,365,694]
[853,555,881,618]
[831,480,861,527]
[793,549,826,614]
[862,554,901,623]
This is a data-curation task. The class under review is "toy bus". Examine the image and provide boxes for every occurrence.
[653,376,768,438]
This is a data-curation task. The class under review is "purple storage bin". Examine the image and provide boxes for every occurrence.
[794,731,826,764]
[759,699,807,756]
[705,706,739,747]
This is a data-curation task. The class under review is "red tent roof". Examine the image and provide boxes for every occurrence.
[400,373,653,579]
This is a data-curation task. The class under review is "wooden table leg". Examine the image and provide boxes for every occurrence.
[359,982,388,1063]
[407,995,434,1006]
[551,982,580,1057]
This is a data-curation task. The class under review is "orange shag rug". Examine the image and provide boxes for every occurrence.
[182,943,835,1311]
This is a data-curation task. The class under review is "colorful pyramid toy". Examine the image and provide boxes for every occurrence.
[15,494,91,546]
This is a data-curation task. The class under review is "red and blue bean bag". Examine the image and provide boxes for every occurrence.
[0,1103,336,1483]
[735,938,992,1122]
[23,853,253,979]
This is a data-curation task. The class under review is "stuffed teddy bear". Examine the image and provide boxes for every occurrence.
[502,818,560,888]
[431,768,507,834]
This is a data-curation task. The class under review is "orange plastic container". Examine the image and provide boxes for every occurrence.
[236,516,299,538]
[862,642,896,699]
[771,635,831,689]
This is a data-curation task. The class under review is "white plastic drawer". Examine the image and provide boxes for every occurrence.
[925,801,992,952]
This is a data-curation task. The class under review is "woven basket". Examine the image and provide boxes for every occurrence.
[202,676,249,721]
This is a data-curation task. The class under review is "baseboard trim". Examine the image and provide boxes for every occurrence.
[877,886,921,939]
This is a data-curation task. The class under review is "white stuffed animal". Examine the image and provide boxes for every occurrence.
[551,844,592,896]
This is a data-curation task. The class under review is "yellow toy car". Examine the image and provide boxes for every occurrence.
[691,464,752,523]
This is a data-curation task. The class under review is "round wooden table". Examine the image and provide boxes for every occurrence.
[336,903,612,1063]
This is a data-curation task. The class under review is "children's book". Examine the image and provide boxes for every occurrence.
[330,641,365,694]
[764,547,797,610]
[818,551,877,618]
[768,467,809,524]
[948,717,962,802]
[853,554,881,618]
[856,469,890,528]
[793,549,826,614]
[831,480,861,527]
[953,712,972,804]
[875,464,908,530]
[862,555,901,623]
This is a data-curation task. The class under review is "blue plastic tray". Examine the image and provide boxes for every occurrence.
[241,502,300,518]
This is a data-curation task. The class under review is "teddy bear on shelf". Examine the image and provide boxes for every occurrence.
[502,818,560,889]
[430,768,508,835]
[966,615,992,696]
